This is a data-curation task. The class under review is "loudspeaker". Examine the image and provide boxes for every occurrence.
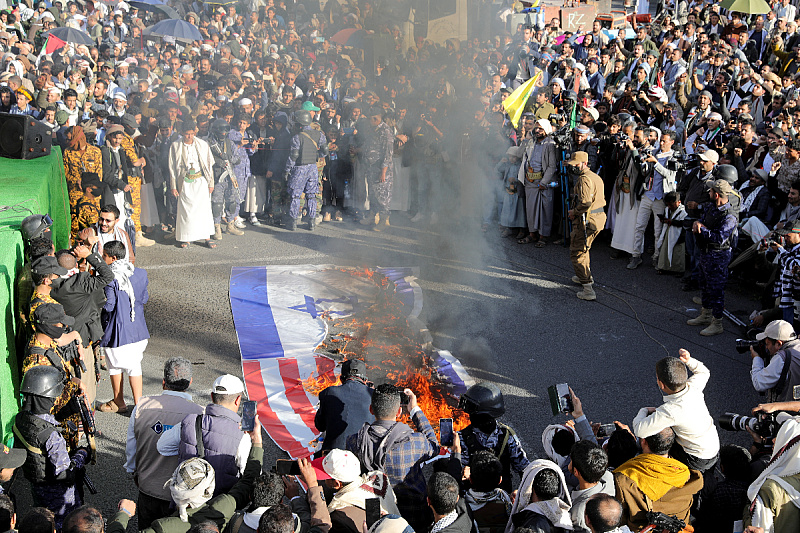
[0,113,51,160]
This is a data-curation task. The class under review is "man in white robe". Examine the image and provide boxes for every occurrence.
[169,121,216,248]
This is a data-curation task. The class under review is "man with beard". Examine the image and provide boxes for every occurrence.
[79,205,134,263]
[358,108,394,230]
[517,119,558,246]
[611,126,652,259]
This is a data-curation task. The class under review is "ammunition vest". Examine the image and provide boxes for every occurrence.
[462,424,514,493]
[297,129,323,166]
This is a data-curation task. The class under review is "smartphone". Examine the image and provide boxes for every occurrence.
[365,498,381,529]
[399,391,409,406]
[275,459,301,475]
[547,383,574,416]
[242,400,257,432]
[597,423,616,438]
[439,418,454,447]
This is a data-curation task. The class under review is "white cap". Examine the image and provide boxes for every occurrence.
[312,449,361,483]
[756,320,797,341]
[212,374,244,395]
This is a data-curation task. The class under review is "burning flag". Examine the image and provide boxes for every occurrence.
[230,266,474,458]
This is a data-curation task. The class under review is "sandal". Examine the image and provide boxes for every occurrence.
[97,400,126,413]
[204,240,217,249]
[179,242,189,248]
[534,240,547,248]
[518,235,535,244]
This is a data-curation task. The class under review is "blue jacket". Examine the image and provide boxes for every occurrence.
[314,378,374,451]
[100,267,149,347]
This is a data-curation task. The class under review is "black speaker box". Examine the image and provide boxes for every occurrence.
[0,113,51,160]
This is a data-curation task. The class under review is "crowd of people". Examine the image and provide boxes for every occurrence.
[9,0,800,532]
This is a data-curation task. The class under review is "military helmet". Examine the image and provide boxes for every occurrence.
[458,382,505,418]
[294,110,312,126]
[20,214,52,242]
[210,118,231,138]
[713,164,738,186]
[20,365,65,399]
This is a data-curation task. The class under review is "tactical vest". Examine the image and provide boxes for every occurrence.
[698,203,736,252]
[297,129,323,166]
[134,394,204,500]
[462,423,515,493]
[178,404,242,495]
[13,410,59,484]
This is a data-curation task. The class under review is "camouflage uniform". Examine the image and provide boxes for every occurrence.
[286,127,327,220]
[696,202,738,319]
[360,121,395,214]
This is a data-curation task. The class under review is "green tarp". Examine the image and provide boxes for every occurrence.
[0,147,69,444]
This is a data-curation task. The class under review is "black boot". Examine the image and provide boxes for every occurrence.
[307,218,315,231]
[286,217,297,231]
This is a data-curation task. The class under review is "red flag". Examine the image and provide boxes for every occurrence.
[45,34,66,54]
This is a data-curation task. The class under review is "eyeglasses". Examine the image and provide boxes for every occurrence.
[99,217,115,223]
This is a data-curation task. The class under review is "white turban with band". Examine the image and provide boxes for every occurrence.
[536,118,553,135]
[165,457,216,522]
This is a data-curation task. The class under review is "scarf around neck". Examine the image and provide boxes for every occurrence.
[615,454,689,501]
[111,259,136,321]
[328,471,400,516]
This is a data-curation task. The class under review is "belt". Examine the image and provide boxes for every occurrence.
[590,207,605,214]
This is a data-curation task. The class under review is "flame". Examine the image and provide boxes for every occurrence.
[303,267,470,440]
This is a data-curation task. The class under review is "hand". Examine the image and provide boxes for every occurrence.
[568,387,584,418]
[247,415,262,445]
[172,188,179,198]
[614,420,635,436]
[71,377,87,394]
[733,147,743,158]
[752,313,765,327]
[118,499,136,517]
[297,457,318,488]
[678,348,690,364]
[73,244,90,259]
[380,168,387,183]
[625,138,634,150]
[568,208,576,220]
[753,402,778,414]
[208,186,214,194]
[404,388,418,413]
[645,154,658,163]
[772,161,782,173]
[692,220,704,233]
[266,171,273,178]
[451,430,461,455]
[123,184,132,192]
[750,345,763,359]
[696,127,705,137]
[283,474,302,498]
[538,182,547,190]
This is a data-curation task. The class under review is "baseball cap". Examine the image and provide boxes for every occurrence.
[301,101,320,111]
[0,445,25,471]
[582,106,599,121]
[777,219,800,235]
[31,256,67,276]
[33,302,75,327]
[698,150,719,163]
[565,151,589,165]
[212,374,244,395]
[756,320,797,341]
[708,178,733,195]
[309,449,361,483]
[341,359,366,379]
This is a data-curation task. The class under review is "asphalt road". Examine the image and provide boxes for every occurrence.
[9,210,761,528]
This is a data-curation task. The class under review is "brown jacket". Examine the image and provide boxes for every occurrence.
[614,466,703,530]
[572,169,606,217]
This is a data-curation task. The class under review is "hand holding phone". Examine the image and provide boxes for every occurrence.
[365,498,381,529]
[439,418,454,447]
[242,400,257,431]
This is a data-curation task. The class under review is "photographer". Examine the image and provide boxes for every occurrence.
[346,385,440,532]
[743,413,800,532]
[569,125,599,173]
[750,320,800,403]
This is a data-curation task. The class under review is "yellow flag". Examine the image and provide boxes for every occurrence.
[503,72,542,129]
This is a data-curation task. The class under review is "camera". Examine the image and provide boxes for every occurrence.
[718,411,780,441]
[547,383,574,415]
[549,113,565,122]
[735,338,769,359]
[551,125,572,149]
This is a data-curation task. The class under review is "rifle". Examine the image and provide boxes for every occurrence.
[641,512,687,533]
[58,339,86,379]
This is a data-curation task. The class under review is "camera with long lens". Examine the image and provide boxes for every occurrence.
[551,125,572,149]
[718,411,780,442]
[735,338,769,359]
[548,113,565,122]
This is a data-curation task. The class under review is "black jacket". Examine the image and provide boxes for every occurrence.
[51,252,114,346]
[431,500,477,533]
[314,379,373,451]
[511,509,568,533]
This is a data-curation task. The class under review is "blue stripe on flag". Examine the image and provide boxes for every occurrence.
[231,267,285,359]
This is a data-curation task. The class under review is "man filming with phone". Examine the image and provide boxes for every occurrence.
[347,384,440,533]
[158,374,250,496]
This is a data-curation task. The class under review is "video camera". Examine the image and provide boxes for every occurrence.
[551,125,572,150]
[718,411,780,442]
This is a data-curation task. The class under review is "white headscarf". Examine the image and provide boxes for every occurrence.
[110,259,136,321]
[165,457,216,522]
[747,414,800,531]
[505,459,573,533]
[541,424,578,470]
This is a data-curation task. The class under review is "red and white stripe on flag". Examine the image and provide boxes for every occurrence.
[243,355,336,459]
